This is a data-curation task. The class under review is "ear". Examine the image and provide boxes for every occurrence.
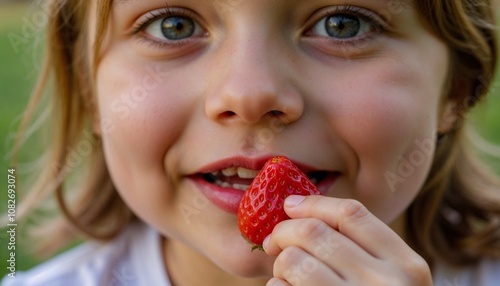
[90,103,103,136]
[92,117,102,136]
[438,101,459,134]
[88,89,103,136]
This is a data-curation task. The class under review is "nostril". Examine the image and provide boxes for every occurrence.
[270,110,284,117]
[219,111,236,119]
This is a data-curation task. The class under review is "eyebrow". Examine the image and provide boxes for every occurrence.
[113,0,142,7]
[113,0,414,8]
[114,0,132,5]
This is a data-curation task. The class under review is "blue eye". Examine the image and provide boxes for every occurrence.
[310,10,379,40]
[144,14,204,41]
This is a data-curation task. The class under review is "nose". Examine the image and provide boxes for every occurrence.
[205,37,304,125]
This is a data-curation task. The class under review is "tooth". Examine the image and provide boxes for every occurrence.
[220,182,231,188]
[222,167,237,176]
[210,171,219,176]
[233,184,249,191]
[237,167,259,179]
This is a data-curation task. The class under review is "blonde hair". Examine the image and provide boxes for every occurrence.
[14,0,500,265]
[409,0,500,265]
[15,0,134,254]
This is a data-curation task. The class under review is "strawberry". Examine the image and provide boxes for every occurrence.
[237,156,320,251]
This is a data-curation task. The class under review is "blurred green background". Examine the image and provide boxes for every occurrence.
[0,1,47,280]
[1,0,500,280]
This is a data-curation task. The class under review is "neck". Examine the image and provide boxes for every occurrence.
[163,238,269,286]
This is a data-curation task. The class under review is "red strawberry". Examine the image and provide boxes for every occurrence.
[237,156,320,251]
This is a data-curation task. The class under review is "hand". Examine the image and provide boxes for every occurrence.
[263,195,432,286]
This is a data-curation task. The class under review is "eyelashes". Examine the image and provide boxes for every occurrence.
[314,5,387,37]
[131,8,196,34]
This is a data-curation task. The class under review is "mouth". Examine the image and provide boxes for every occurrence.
[190,158,340,214]
[200,166,332,191]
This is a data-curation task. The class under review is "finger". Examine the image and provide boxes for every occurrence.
[272,246,344,285]
[266,278,291,286]
[283,195,412,260]
[264,217,378,279]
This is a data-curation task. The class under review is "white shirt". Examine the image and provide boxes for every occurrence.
[3,222,500,285]
[2,223,171,286]
[433,257,500,286]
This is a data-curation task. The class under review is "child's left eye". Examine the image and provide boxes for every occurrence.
[311,14,373,39]
[144,15,205,41]
[306,6,385,43]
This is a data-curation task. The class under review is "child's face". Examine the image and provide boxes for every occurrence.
[93,0,449,279]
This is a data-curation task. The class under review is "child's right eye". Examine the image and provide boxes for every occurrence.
[132,8,207,48]
[144,15,205,41]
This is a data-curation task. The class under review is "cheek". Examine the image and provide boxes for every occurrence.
[356,61,444,220]
[311,47,447,222]
[94,56,192,215]
[347,62,438,160]
[323,58,440,156]
[348,68,437,194]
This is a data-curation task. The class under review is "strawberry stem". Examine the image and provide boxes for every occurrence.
[251,245,265,252]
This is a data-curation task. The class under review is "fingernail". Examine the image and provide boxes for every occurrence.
[262,235,271,251]
[285,195,305,208]
[267,278,286,286]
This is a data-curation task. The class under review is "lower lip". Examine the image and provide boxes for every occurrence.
[190,177,244,214]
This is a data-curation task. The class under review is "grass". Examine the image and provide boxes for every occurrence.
[0,1,500,281]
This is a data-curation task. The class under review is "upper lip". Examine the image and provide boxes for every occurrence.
[194,155,319,174]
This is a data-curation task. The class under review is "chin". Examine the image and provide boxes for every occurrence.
[207,240,275,278]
